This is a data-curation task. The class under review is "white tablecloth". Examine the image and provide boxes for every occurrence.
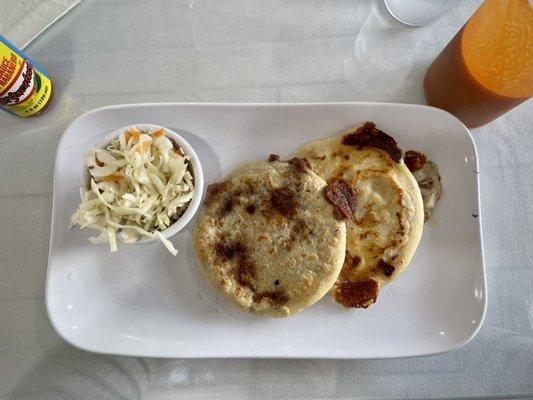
[1,0,532,399]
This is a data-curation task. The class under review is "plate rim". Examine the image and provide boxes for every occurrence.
[46,101,487,359]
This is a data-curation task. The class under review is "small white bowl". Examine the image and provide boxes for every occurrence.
[81,123,204,243]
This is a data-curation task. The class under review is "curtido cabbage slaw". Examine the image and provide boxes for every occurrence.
[70,127,195,255]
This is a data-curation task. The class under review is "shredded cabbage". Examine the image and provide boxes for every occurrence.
[70,127,194,255]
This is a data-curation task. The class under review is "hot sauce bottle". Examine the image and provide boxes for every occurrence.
[0,35,53,117]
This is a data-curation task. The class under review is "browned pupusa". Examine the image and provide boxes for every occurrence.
[294,123,424,308]
[193,160,346,317]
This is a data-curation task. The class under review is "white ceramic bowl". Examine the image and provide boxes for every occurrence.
[81,123,204,243]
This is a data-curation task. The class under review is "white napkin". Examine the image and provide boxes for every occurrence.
[0,0,81,49]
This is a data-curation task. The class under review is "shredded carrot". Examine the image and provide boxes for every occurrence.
[123,131,131,143]
[101,174,123,183]
[152,129,165,138]
[130,130,140,140]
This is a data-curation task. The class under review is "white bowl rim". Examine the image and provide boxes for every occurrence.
[80,123,204,243]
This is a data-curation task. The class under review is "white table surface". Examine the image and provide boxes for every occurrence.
[1,0,532,399]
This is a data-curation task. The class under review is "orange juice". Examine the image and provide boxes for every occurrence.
[424,0,532,128]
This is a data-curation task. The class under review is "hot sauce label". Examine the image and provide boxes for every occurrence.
[0,35,52,117]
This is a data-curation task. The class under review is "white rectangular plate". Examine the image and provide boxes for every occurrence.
[47,103,486,358]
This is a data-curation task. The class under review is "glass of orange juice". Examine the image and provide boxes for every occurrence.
[424,0,532,129]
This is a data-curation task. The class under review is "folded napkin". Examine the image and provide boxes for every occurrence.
[0,0,81,49]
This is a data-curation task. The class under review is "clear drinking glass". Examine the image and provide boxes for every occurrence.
[384,0,452,27]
